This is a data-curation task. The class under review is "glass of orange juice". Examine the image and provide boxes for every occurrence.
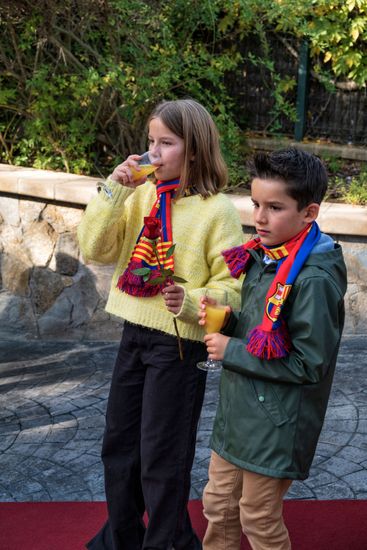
[197,289,228,372]
[130,151,160,181]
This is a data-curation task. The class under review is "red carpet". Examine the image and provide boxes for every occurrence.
[0,500,366,549]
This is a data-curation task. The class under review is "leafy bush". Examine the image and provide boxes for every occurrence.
[0,0,366,191]
[0,0,246,177]
[324,160,367,204]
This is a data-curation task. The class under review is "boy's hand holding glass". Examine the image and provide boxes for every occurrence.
[197,289,230,371]
[110,151,160,188]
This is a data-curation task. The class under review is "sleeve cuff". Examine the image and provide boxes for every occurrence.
[97,177,135,207]
[174,286,200,324]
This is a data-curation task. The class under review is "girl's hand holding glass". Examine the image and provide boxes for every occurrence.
[110,151,160,188]
[197,289,230,371]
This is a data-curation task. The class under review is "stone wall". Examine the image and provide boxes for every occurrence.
[0,196,124,340]
[0,163,366,340]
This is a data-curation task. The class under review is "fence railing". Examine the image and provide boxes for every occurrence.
[231,35,367,145]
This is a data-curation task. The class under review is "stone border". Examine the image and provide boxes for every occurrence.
[1,163,366,237]
[0,164,98,205]
[246,136,367,162]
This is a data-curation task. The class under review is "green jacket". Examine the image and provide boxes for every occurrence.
[211,241,347,480]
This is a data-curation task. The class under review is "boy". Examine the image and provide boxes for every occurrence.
[200,148,347,550]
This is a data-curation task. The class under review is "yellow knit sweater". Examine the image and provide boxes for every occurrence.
[77,178,244,342]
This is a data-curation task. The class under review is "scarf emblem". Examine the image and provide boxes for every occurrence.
[265,282,292,323]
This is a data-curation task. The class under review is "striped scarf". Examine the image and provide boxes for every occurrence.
[222,222,321,359]
[117,179,180,297]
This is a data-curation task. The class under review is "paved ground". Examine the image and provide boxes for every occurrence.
[0,335,366,502]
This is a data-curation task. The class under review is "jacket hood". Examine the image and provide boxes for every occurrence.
[305,243,347,297]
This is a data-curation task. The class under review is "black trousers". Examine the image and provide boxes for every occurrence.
[87,322,207,550]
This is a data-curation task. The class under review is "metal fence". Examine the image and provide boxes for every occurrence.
[231,35,367,146]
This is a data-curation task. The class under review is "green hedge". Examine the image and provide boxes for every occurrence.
[0,0,365,184]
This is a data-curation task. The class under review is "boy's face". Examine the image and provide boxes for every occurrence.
[251,177,318,247]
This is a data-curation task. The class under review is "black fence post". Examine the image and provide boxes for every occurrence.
[294,40,310,141]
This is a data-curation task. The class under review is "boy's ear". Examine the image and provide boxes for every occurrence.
[304,202,320,222]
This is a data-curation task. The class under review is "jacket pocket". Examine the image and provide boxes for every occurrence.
[250,379,290,427]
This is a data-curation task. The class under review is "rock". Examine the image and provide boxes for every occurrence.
[0,196,20,226]
[38,265,100,337]
[343,243,367,285]
[344,282,367,334]
[19,199,46,225]
[0,291,38,338]
[1,251,32,296]
[86,263,115,300]
[54,233,80,276]
[42,204,83,233]
[37,294,73,336]
[0,224,23,251]
[29,267,65,314]
[23,220,56,267]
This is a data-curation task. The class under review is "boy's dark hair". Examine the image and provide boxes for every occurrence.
[248,148,328,210]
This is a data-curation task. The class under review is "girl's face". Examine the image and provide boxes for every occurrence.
[251,177,315,246]
[148,117,185,182]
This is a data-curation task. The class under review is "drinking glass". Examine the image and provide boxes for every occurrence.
[130,151,160,181]
[197,289,228,372]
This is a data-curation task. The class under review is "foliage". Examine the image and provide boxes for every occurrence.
[322,160,367,205]
[0,0,244,175]
[245,0,367,87]
[345,171,367,205]
[0,0,366,182]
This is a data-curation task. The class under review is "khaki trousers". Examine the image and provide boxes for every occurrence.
[202,451,292,550]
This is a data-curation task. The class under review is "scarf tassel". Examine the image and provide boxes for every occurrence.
[117,261,163,297]
[222,246,251,279]
[247,323,292,360]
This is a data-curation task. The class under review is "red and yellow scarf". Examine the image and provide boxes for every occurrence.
[117,179,180,297]
[222,222,321,359]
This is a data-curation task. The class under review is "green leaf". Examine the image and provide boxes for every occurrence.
[162,268,173,277]
[143,274,151,282]
[131,267,151,276]
[147,276,165,285]
[166,244,176,258]
[172,275,188,283]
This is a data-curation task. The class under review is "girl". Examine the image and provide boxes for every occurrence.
[78,99,244,550]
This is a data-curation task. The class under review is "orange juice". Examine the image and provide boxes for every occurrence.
[130,164,156,180]
[205,304,227,334]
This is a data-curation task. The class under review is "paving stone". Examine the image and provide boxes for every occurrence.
[313,441,343,458]
[343,469,367,492]
[312,481,356,500]
[324,404,358,420]
[318,456,363,477]
[336,445,367,464]
[318,429,354,447]
[0,335,366,503]
[286,482,316,500]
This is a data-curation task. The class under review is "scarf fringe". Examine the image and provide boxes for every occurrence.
[247,324,292,359]
[117,261,162,297]
[222,245,251,279]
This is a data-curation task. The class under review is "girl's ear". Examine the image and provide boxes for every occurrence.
[304,202,320,222]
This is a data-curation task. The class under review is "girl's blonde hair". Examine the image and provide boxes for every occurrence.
[148,99,228,198]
